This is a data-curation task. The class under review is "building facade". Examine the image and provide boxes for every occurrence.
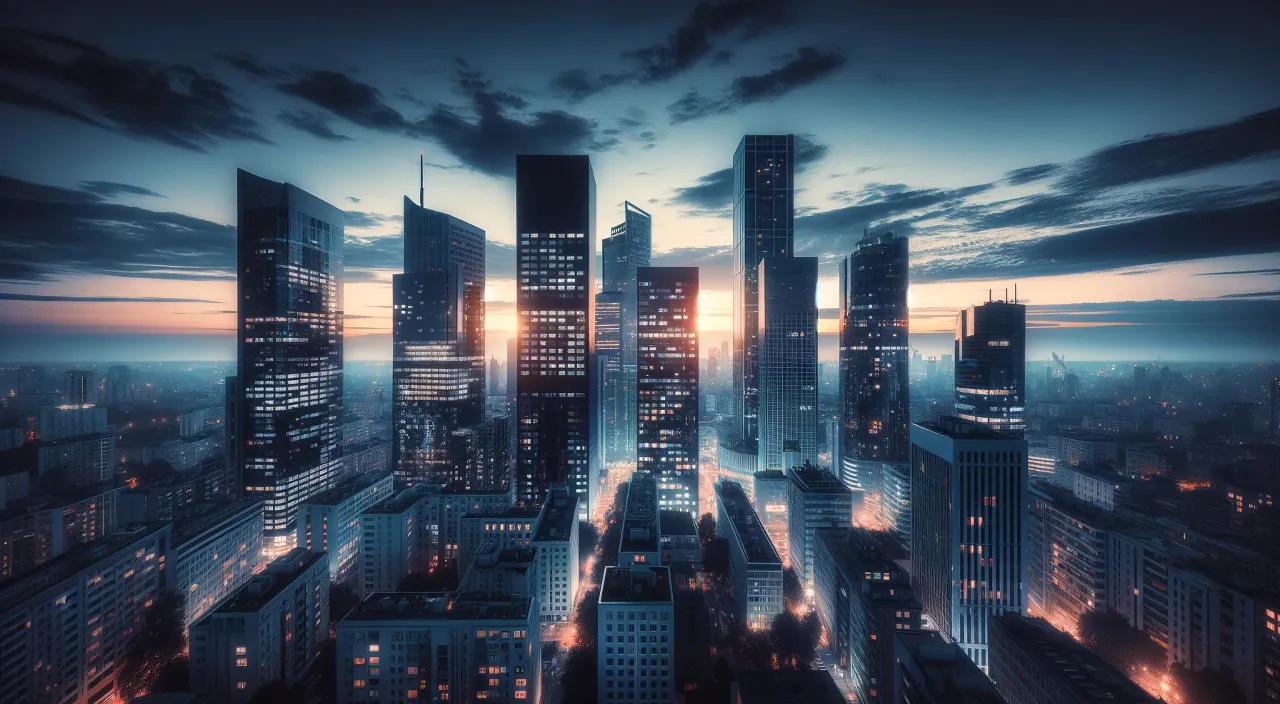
[757,256,818,472]
[533,486,580,626]
[37,432,115,487]
[637,266,699,515]
[787,465,853,595]
[515,155,596,520]
[172,499,266,628]
[715,480,784,629]
[751,470,789,568]
[954,300,1027,436]
[359,490,426,595]
[597,565,676,704]
[596,289,624,469]
[838,232,910,501]
[296,471,395,584]
[236,169,344,556]
[733,135,795,442]
[392,197,486,486]
[878,461,911,549]
[910,417,1027,672]
[600,201,652,471]
[189,549,329,704]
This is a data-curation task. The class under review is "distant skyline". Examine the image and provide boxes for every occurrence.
[2,0,1279,363]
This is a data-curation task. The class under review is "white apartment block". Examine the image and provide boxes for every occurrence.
[360,490,426,596]
[189,549,329,704]
[533,487,580,626]
[297,471,394,584]
[171,499,265,628]
[456,508,539,574]
[597,565,676,704]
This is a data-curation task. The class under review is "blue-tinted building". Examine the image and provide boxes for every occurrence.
[955,299,1027,437]
[757,256,818,472]
[236,169,344,556]
[600,201,651,470]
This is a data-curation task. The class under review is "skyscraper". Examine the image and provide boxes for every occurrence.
[595,290,623,467]
[1271,376,1279,437]
[838,231,910,500]
[733,135,795,442]
[515,155,596,519]
[757,256,818,472]
[955,298,1027,436]
[910,416,1027,672]
[637,266,699,515]
[600,201,652,469]
[236,169,344,557]
[392,196,486,486]
[63,369,93,405]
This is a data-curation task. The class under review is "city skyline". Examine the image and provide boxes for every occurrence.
[2,1,1279,363]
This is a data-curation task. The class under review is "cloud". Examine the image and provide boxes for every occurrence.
[0,293,219,303]
[346,196,362,204]
[795,134,829,169]
[215,51,285,80]
[652,245,733,291]
[278,69,411,131]
[670,168,733,216]
[667,47,847,123]
[78,181,164,199]
[0,28,269,151]
[795,183,993,255]
[343,210,400,229]
[278,110,354,142]
[548,0,788,101]
[1197,268,1280,276]
[1005,163,1061,185]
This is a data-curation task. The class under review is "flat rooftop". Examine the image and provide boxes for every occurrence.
[788,466,850,494]
[658,509,697,537]
[916,416,1018,441]
[0,482,117,522]
[465,508,541,521]
[991,614,1158,703]
[342,591,533,621]
[172,498,263,547]
[715,481,781,566]
[620,475,659,553]
[733,670,843,704]
[0,524,166,606]
[304,471,391,507]
[599,565,673,604]
[534,488,579,542]
[364,488,426,515]
[896,631,1003,703]
[204,548,325,614]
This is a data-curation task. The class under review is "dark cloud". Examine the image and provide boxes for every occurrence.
[1197,268,1280,276]
[1058,106,1280,193]
[653,245,733,291]
[1005,163,1062,185]
[667,47,846,124]
[1216,290,1280,299]
[278,70,410,131]
[670,167,733,215]
[278,110,354,142]
[343,210,399,229]
[78,181,164,199]
[795,133,829,169]
[0,28,268,151]
[548,0,787,101]
[915,197,1280,283]
[0,293,217,303]
[795,183,993,255]
[346,196,362,204]
[215,51,285,80]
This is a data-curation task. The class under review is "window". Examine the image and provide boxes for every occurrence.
[235,645,246,655]
[236,682,246,690]
[236,658,248,667]
[369,644,380,652]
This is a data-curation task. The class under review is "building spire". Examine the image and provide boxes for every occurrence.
[419,151,424,207]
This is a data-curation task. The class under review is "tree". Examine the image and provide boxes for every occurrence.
[697,513,717,548]
[769,610,819,669]
[782,568,804,612]
[330,582,359,624]
[560,645,598,703]
[702,536,730,580]
[118,592,186,699]
[579,520,600,569]
[1077,609,1163,675]
[1171,663,1248,704]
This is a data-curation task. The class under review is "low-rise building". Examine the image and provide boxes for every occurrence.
[456,508,539,574]
[0,524,170,704]
[714,480,783,630]
[457,542,537,600]
[335,592,540,704]
[658,509,700,569]
[296,471,394,584]
[787,464,853,596]
[0,483,119,579]
[189,549,329,704]
[38,432,115,486]
[730,670,844,704]
[171,499,265,628]
[619,473,661,566]
[533,485,580,626]
[893,630,1003,704]
[751,469,789,568]
[598,565,676,704]
[359,489,427,595]
[1052,463,1130,511]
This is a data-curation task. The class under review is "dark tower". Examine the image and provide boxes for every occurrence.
[955,298,1027,436]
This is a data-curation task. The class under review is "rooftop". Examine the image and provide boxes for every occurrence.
[0,482,118,522]
[599,565,673,604]
[733,670,844,704]
[172,498,264,548]
[916,416,1018,441]
[0,523,168,607]
[342,591,533,622]
[715,481,781,566]
[364,487,427,515]
[534,486,579,542]
[896,631,1003,703]
[990,614,1159,703]
[304,471,392,507]
[788,465,850,494]
[465,508,541,522]
[203,548,326,615]
[658,509,697,537]
[620,474,659,554]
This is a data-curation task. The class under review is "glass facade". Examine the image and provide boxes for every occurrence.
[515,155,596,519]
[839,231,910,497]
[236,169,344,557]
[393,197,486,486]
[732,135,795,442]
[756,256,818,472]
[600,201,651,470]
[637,266,699,515]
[955,300,1027,437]
[595,290,624,468]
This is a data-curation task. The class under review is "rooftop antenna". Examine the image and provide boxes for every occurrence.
[989,288,992,303]
[419,151,424,207]
[1005,287,1008,302]
[1014,283,1018,303]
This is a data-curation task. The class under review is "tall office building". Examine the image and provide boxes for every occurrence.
[105,365,131,405]
[788,465,853,595]
[1271,376,1280,437]
[838,231,910,499]
[637,266,699,515]
[63,370,93,405]
[515,155,596,519]
[393,196,486,485]
[733,134,795,442]
[757,256,818,472]
[601,201,652,470]
[595,290,624,468]
[954,298,1027,436]
[910,417,1027,672]
[236,169,344,556]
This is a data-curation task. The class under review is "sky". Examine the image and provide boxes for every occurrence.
[1,0,1279,363]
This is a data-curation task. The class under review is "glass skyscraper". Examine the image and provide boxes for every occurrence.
[236,169,344,557]
[838,231,910,499]
[955,299,1027,436]
[733,135,795,442]
[600,201,651,470]
[757,256,818,472]
[637,266,699,515]
[595,290,623,467]
[392,196,486,486]
[515,155,596,519]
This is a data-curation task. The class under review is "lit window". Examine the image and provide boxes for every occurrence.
[236,658,248,667]
[235,645,246,655]
[236,682,247,690]
[368,644,380,652]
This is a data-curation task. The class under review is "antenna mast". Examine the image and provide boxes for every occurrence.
[419,151,424,207]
